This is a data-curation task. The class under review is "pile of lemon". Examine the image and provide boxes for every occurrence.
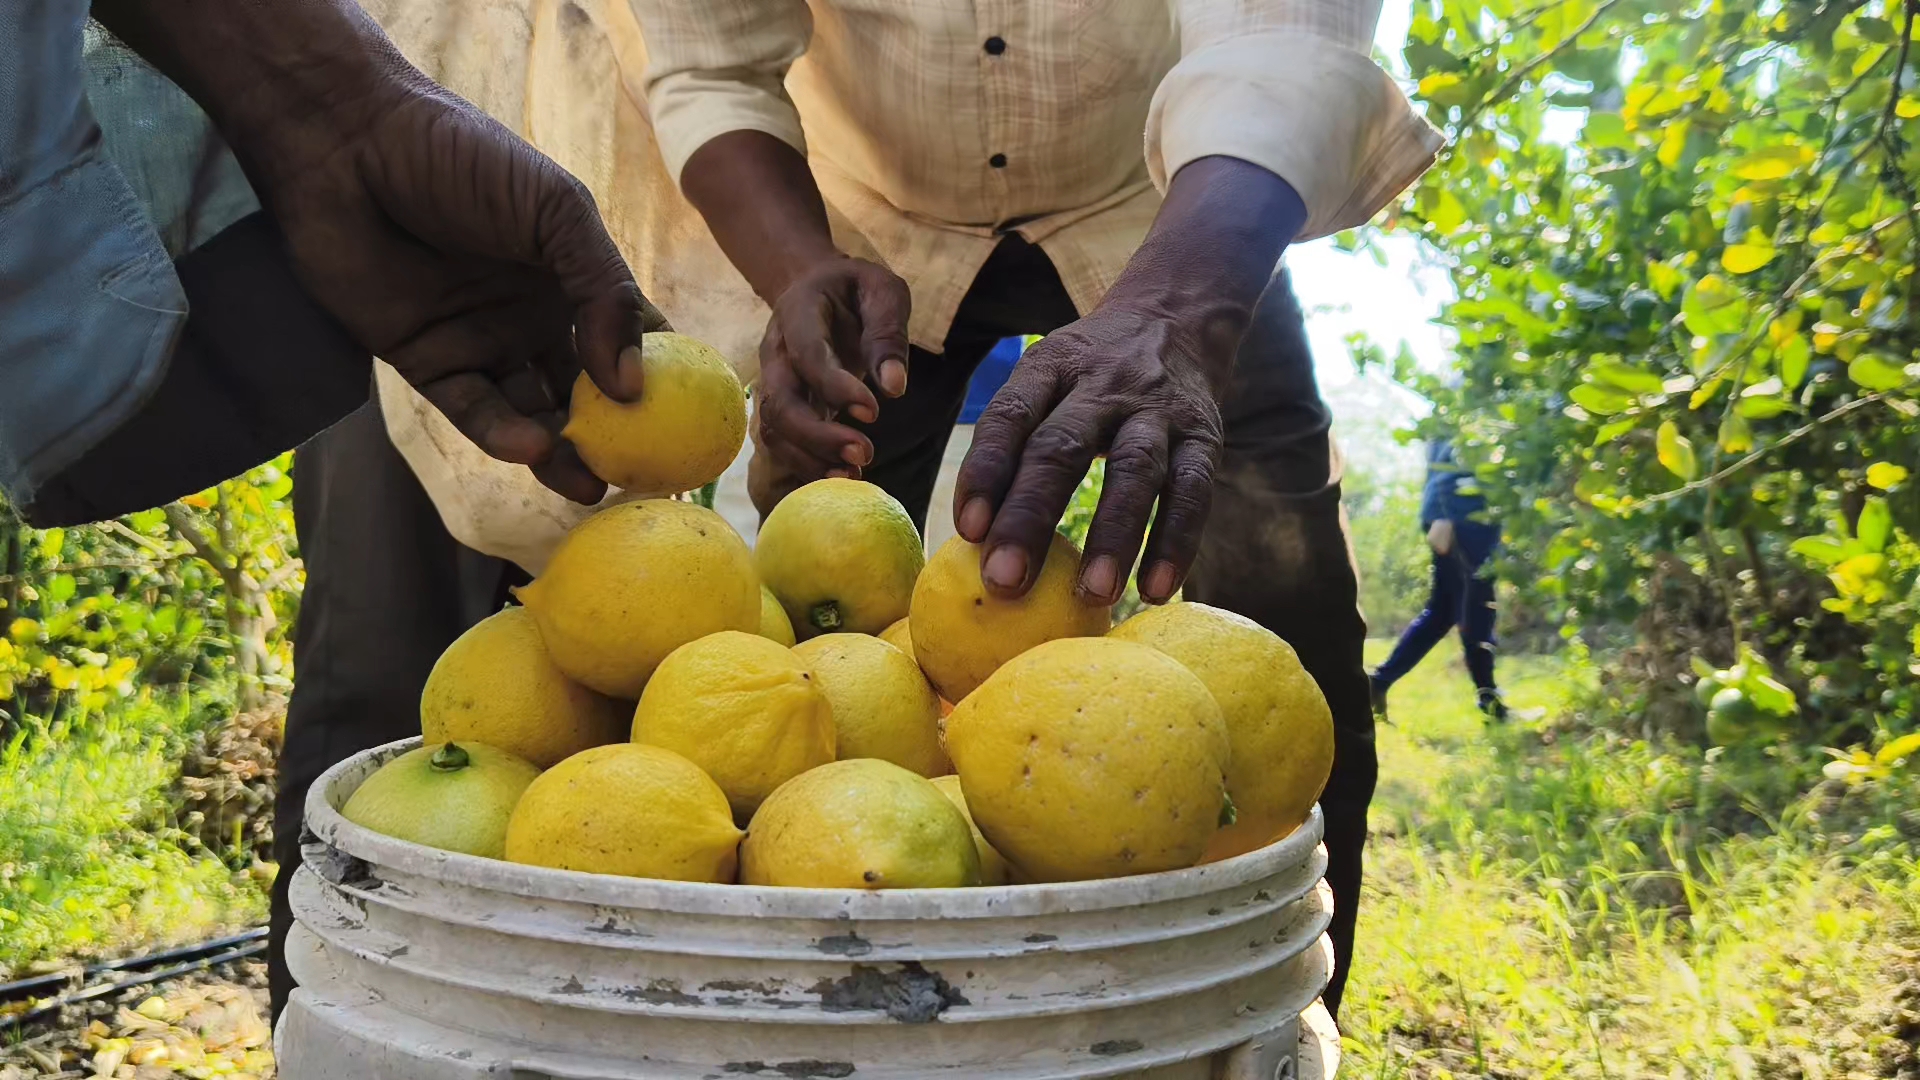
[343,333,1335,889]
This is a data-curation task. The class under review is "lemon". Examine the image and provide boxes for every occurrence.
[759,585,797,647]
[1110,601,1334,860]
[793,633,948,777]
[515,500,760,698]
[631,631,836,817]
[944,637,1230,882]
[741,760,981,888]
[910,533,1110,702]
[504,743,741,881]
[421,606,629,768]
[561,332,747,495]
[929,775,1010,886]
[879,617,915,660]
[342,742,540,859]
[755,479,924,638]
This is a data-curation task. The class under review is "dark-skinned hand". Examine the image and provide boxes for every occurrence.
[93,0,665,504]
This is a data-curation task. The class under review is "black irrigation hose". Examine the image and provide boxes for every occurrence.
[0,926,269,1029]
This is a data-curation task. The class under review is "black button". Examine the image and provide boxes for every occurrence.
[984,36,1007,55]
[989,153,1008,168]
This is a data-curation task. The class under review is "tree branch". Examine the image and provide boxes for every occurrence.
[1644,392,1892,505]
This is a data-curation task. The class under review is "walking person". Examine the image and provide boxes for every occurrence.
[1370,437,1507,719]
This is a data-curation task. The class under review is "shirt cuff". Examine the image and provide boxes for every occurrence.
[1145,31,1445,242]
[650,72,809,186]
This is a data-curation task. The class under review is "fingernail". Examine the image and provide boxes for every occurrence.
[958,498,993,541]
[984,545,1029,592]
[879,358,908,397]
[841,442,871,467]
[1079,555,1118,603]
[616,344,645,400]
[828,467,856,479]
[850,403,878,424]
[1142,561,1178,601]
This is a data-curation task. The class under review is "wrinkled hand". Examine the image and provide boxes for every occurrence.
[1427,518,1456,556]
[953,303,1226,607]
[749,256,911,510]
[249,85,666,505]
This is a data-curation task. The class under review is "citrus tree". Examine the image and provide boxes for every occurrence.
[1379,0,1919,752]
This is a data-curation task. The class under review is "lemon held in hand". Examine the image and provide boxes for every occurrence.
[421,606,629,768]
[631,631,836,817]
[944,637,1230,882]
[742,759,981,889]
[910,532,1110,702]
[504,743,742,882]
[514,500,760,698]
[342,742,540,860]
[1110,601,1333,860]
[756,479,924,638]
[793,633,948,777]
[561,331,747,496]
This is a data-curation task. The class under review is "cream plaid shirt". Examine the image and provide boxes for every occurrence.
[362,0,1442,570]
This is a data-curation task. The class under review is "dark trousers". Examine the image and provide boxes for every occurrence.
[269,236,1376,1021]
[1373,543,1498,693]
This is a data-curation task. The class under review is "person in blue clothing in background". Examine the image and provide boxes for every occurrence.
[1369,436,1507,720]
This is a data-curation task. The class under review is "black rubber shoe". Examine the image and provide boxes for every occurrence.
[1478,689,1509,721]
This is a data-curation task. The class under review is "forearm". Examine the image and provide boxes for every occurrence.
[90,0,424,185]
[1102,156,1307,388]
[679,130,842,303]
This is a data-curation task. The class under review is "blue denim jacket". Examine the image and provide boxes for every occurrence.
[2,6,288,505]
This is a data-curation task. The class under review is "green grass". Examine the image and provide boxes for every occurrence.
[1345,643,1920,1078]
[0,691,266,977]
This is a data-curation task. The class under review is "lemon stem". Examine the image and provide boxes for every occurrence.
[809,601,844,632]
[1218,792,1238,828]
[430,743,471,772]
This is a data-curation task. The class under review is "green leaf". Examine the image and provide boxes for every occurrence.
[1721,243,1776,274]
[1899,97,1920,120]
[1657,120,1691,168]
[37,528,64,561]
[1746,675,1798,717]
[1780,334,1812,389]
[1719,411,1754,453]
[1656,421,1699,481]
[1738,395,1791,419]
[1585,112,1631,148]
[46,574,76,604]
[1428,188,1469,235]
[1592,417,1640,446]
[1682,275,1750,337]
[1790,536,1851,567]
[1857,497,1892,553]
[1848,354,1911,391]
[1570,383,1636,415]
[1732,147,1807,180]
[1866,462,1909,490]
[1874,732,1920,767]
[1589,361,1668,395]
[1647,261,1685,300]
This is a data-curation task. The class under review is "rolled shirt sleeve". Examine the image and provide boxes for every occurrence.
[628,0,814,185]
[1146,0,1446,241]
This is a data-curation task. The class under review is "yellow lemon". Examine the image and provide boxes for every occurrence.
[561,332,747,495]
[944,638,1230,882]
[421,606,629,768]
[929,775,1011,886]
[759,585,797,647]
[741,760,980,888]
[793,633,948,777]
[631,631,836,817]
[879,616,915,660]
[909,533,1110,702]
[755,479,924,638]
[1110,602,1334,860]
[504,743,741,881]
[514,500,760,698]
[343,742,540,859]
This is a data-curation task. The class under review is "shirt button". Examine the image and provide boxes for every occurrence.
[984,36,1007,55]
[989,153,1008,168]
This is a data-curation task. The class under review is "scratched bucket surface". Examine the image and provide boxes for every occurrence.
[278,738,1339,1079]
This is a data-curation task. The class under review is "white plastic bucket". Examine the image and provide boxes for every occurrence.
[278,739,1339,1079]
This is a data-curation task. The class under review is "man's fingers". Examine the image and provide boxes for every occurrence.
[953,359,1065,545]
[528,160,660,403]
[418,372,558,467]
[530,438,611,505]
[784,292,880,422]
[855,268,912,398]
[1076,419,1170,604]
[977,397,1106,598]
[758,341,875,469]
[1138,436,1222,604]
